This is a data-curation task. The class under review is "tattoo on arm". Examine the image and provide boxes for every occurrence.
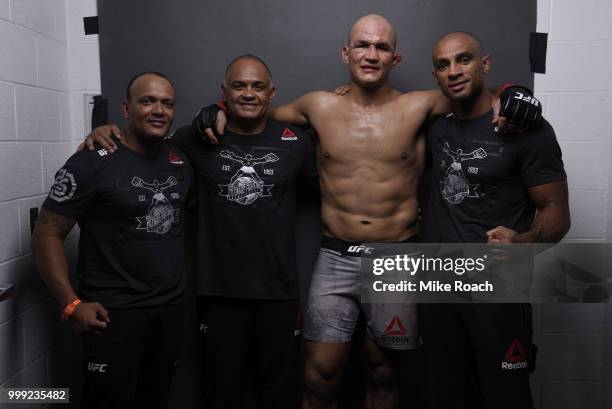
[37,209,76,237]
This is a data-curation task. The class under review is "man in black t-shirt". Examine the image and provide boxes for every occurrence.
[176,55,315,409]
[32,72,192,409]
[83,56,316,408]
[419,32,570,409]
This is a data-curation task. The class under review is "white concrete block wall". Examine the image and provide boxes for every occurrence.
[0,0,100,394]
[66,0,100,143]
[534,0,612,408]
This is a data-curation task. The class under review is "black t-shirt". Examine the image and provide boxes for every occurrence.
[42,141,192,308]
[421,110,566,243]
[172,120,317,300]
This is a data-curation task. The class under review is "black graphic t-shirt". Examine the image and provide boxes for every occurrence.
[173,120,317,300]
[42,141,193,308]
[421,110,566,243]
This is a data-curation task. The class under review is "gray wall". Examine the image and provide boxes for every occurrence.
[98,0,536,127]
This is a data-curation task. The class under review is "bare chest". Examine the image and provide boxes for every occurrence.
[314,108,421,163]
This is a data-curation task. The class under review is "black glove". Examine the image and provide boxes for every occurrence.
[192,104,223,135]
[499,86,542,130]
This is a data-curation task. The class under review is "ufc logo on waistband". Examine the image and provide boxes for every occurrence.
[347,245,374,254]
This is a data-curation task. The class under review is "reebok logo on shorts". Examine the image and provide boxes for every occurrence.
[281,128,298,141]
[501,337,528,370]
[380,316,410,347]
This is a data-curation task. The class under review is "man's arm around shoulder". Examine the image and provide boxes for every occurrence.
[270,91,335,127]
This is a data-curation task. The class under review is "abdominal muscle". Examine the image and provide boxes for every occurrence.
[319,168,420,242]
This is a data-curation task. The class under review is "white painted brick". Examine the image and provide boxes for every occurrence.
[0,318,25,385]
[534,93,548,117]
[17,196,46,256]
[566,190,606,239]
[59,93,71,142]
[560,141,606,190]
[66,0,98,43]
[534,42,610,92]
[15,86,64,142]
[3,353,47,389]
[541,304,605,334]
[536,0,550,33]
[531,334,602,381]
[10,0,56,38]
[0,296,15,327]
[53,0,67,42]
[541,382,602,409]
[550,0,610,41]
[0,20,37,85]
[0,0,9,20]
[0,256,53,322]
[0,202,20,263]
[36,36,68,91]
[0,143,43,201]
[546,92,611,142]
[68,40,101,91]
[0,82,16,140]
[23,299,59,365]
[69,92,86,141]
[0,259,20,325]
[42,143,74,193]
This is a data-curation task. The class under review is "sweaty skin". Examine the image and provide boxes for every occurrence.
[265,14,449,243]
[277,90,436,242]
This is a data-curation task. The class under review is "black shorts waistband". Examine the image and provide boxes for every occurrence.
[321,235,420,257]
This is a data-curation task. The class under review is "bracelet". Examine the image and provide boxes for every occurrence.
[61,298,82,321]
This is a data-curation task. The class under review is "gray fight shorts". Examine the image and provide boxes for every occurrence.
[304,236,420,350]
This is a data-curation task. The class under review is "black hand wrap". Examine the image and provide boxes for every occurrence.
[499,86,543,130]
[192,104,222,135]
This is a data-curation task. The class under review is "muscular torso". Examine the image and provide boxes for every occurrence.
[307,92,428,242]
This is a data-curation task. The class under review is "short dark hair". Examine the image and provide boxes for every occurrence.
[126,71,171,101]
[224,54,272,78]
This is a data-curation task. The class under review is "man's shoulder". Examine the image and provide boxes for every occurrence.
[267,119,312,143]
[300,90,344,111]
[512,117,558,146]
[65,145,113,170]
[427,112,455,133]
[397,89,439,103]
[168,125,193,144]
[303,90,337,101]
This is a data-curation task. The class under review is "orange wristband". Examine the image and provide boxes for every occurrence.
[61,298,82,321]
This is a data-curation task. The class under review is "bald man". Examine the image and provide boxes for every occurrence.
[418,31,569,409]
